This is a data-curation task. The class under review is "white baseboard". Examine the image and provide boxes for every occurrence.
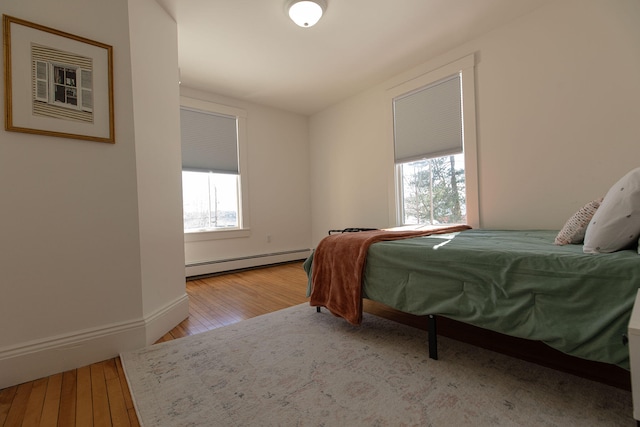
[185,249,311,278]
[0,293,189,389]
[144,293,190,345]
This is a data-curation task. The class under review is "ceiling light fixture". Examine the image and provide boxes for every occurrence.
[286,0,327,28]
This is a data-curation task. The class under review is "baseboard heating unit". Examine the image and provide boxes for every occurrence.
[185,249,311,278]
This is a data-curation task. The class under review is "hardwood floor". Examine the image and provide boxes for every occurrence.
[0,262,310,427]
[0,260,631,425]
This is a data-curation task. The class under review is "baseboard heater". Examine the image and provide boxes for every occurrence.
[186,249,311,278]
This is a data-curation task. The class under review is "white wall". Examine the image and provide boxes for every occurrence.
[0,0,187,388]
[309,89,390,241]
[474,0,640,230]
[309,0,640,245]
[180,87,311,276]
[128,0,189,343]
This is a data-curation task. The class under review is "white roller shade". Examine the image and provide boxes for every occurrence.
[393,74,462,163]
[180,107,239,174]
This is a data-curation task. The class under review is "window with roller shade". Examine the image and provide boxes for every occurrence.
[392,72,468,226]
[180,98,248,234]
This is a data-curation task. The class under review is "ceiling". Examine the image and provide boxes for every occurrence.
[155,0,549,116]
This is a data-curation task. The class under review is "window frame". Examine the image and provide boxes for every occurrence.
[386,54,479,228]
[180,96,251,242]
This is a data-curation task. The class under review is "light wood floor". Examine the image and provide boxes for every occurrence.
[0,261,320,427]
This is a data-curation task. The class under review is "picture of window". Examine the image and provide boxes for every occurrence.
[3,14,114,143]
[31,44,94,123]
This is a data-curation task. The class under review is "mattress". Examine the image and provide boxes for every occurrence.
[305,229,640,369]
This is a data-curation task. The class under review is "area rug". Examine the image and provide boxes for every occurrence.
[120,304,633,426]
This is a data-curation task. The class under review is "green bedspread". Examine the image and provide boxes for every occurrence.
[304,229,640,369]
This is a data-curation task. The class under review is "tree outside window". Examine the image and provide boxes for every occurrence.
[400,153,465,225]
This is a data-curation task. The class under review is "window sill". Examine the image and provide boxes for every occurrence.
[184,228,251,242]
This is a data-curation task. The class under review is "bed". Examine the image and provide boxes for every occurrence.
[304,228,640,370]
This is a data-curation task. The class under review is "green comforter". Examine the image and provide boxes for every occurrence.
[304,229,640,369]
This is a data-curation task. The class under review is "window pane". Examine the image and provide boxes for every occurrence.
[54,85,65,103]
[400,154,465,225]
[182,171,239,231]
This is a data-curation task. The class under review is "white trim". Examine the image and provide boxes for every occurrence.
[386,53,479,228]
[184,227,251,242]
[179,97,247,119]
[144,294,190,345]
[386,55,475,93]
[460,61,480,228]
[0,320,144,389]
[180,96,251,235]
[0,293,188,389]
[0,320,143,361]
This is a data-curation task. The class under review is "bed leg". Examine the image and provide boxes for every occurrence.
[428,314,438,360]
[316,306,321,313]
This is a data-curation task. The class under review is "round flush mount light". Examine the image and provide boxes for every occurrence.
[286,0,327,28]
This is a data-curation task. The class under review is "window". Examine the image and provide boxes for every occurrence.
[180,97,249,237]
[182,171,239,230]
[399,154,465,225]
[388,54,478,227]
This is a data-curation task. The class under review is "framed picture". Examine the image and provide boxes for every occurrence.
[3,15,114,143]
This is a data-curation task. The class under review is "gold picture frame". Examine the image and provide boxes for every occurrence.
[3,15,114,143]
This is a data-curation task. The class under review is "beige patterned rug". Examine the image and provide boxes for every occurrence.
[120,303,633,426]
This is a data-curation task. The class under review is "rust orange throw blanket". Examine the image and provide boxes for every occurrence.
[309,225,471,325]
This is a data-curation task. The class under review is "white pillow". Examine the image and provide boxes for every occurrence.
[555,199,601,245]
[583,167,640,253]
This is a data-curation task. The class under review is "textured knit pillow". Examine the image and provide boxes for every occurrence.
[554,200,601,245]
[584,167,640,253]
